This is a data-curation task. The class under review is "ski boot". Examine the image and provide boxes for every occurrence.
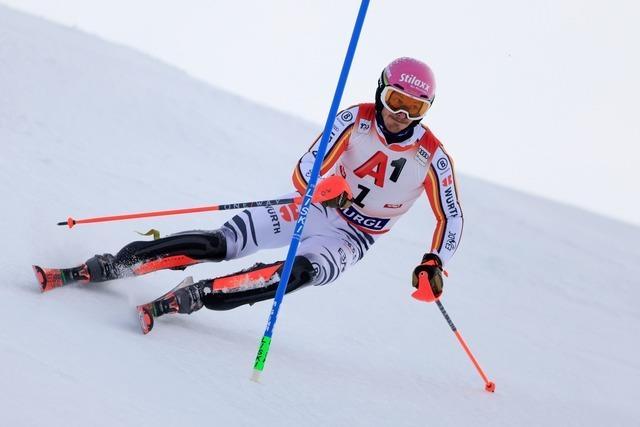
[135,261,282,334]
[136,258,313,334]
[32,254,123,292]
[136,276,211,334]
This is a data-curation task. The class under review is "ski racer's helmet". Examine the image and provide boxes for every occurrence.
[375,57,436,122]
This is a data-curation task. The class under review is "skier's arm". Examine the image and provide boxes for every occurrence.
[292,106,357,194]
[423,146,464,266]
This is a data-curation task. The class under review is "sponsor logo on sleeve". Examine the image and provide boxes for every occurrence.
[441,174,453,187]
[340,111,354,122]
[339,206,390,231]
[436,157,450,172]
[445,231,457,251]
[443,187,459,217]
[415,146,430,166]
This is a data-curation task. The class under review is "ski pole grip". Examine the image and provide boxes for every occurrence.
[312,175,352,203]
[411,272,437,303]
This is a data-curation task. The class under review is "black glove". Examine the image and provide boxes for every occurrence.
[412,253,444,299]
[321,191,352,209]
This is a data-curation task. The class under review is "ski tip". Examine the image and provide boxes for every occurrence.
[32,265,46,292]
[137,305,154,335]
[33,265,66,292]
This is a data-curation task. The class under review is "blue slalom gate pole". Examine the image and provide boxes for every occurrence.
[251,0,370,381]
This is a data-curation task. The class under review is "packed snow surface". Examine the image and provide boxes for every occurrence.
[1,5,638,426]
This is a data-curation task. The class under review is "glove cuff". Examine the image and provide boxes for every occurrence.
[421,253,442,267]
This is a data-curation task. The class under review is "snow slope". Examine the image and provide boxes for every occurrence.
[1,5,639,426]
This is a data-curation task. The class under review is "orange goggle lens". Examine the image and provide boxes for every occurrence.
[381,86,431,120]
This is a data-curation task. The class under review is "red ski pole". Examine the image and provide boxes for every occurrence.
[413,272,496,392]
[57,175,350,229]
[57,197,301,228]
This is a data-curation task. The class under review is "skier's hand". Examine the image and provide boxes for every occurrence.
[321,191,352,209]
[412,253,444,300]
[315,176,352,209]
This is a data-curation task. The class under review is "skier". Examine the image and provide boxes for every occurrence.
[33,57,463,334]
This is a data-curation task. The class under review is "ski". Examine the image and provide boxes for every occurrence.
[32,265,89,292]
[137,305,154,335]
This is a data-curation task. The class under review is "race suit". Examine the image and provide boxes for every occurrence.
[221,102,463,286]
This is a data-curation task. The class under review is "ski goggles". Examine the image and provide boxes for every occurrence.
[380,86,431,120]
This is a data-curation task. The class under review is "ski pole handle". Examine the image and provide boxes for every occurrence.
[57,197,301,228]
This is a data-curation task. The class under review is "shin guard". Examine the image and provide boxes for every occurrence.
[203,256,314,311]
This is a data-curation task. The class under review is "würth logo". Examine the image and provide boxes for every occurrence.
[399,73,430,91]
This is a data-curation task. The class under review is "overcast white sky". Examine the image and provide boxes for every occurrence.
[3,0,640,226]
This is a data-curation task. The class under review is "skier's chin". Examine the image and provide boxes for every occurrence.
[386,118,411,133]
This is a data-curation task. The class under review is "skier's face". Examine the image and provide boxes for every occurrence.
[381,107,413,133]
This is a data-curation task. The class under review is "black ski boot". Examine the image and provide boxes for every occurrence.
[33,254,132,292]
[136,277,212,334]
[85,253,131,282]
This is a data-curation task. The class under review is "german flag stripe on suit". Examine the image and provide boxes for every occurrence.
[293,124,353,193]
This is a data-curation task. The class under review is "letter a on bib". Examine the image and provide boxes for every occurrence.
[354,151,388,187]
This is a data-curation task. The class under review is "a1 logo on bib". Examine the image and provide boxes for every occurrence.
[415,146,430,166]
[357,119,371,134]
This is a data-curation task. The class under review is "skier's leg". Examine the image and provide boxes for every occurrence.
[221,203,296,260]
[200,209,378,309]
[142,256,314,320]
[145,219,376,318]
[84,229,229,282]
[203,256,314,310]
[141,228,373,331]
[34,229,229,291]
[136,207,376,332]
[88,200,298,282]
